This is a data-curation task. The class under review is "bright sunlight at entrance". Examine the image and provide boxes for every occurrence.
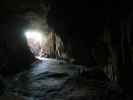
[24,29,66,60]
[24,29,44,58]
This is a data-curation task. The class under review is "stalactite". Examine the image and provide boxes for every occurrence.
[41,32,65,59]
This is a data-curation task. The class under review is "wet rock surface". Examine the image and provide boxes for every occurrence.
[3,58,128,100]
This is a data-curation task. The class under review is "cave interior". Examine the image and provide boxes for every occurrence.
[0,0,133,100]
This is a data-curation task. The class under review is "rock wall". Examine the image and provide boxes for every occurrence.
[0,15,35,76]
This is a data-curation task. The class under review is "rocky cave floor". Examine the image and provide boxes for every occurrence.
[1,58,130,100]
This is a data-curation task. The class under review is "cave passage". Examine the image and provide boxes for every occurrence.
[1,0,132,99]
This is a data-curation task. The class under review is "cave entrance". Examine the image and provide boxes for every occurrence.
[24,30,65,60]
[24,30,44,58]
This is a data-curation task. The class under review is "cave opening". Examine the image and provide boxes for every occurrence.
[24,29,45,58]
[24,29,65,60]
